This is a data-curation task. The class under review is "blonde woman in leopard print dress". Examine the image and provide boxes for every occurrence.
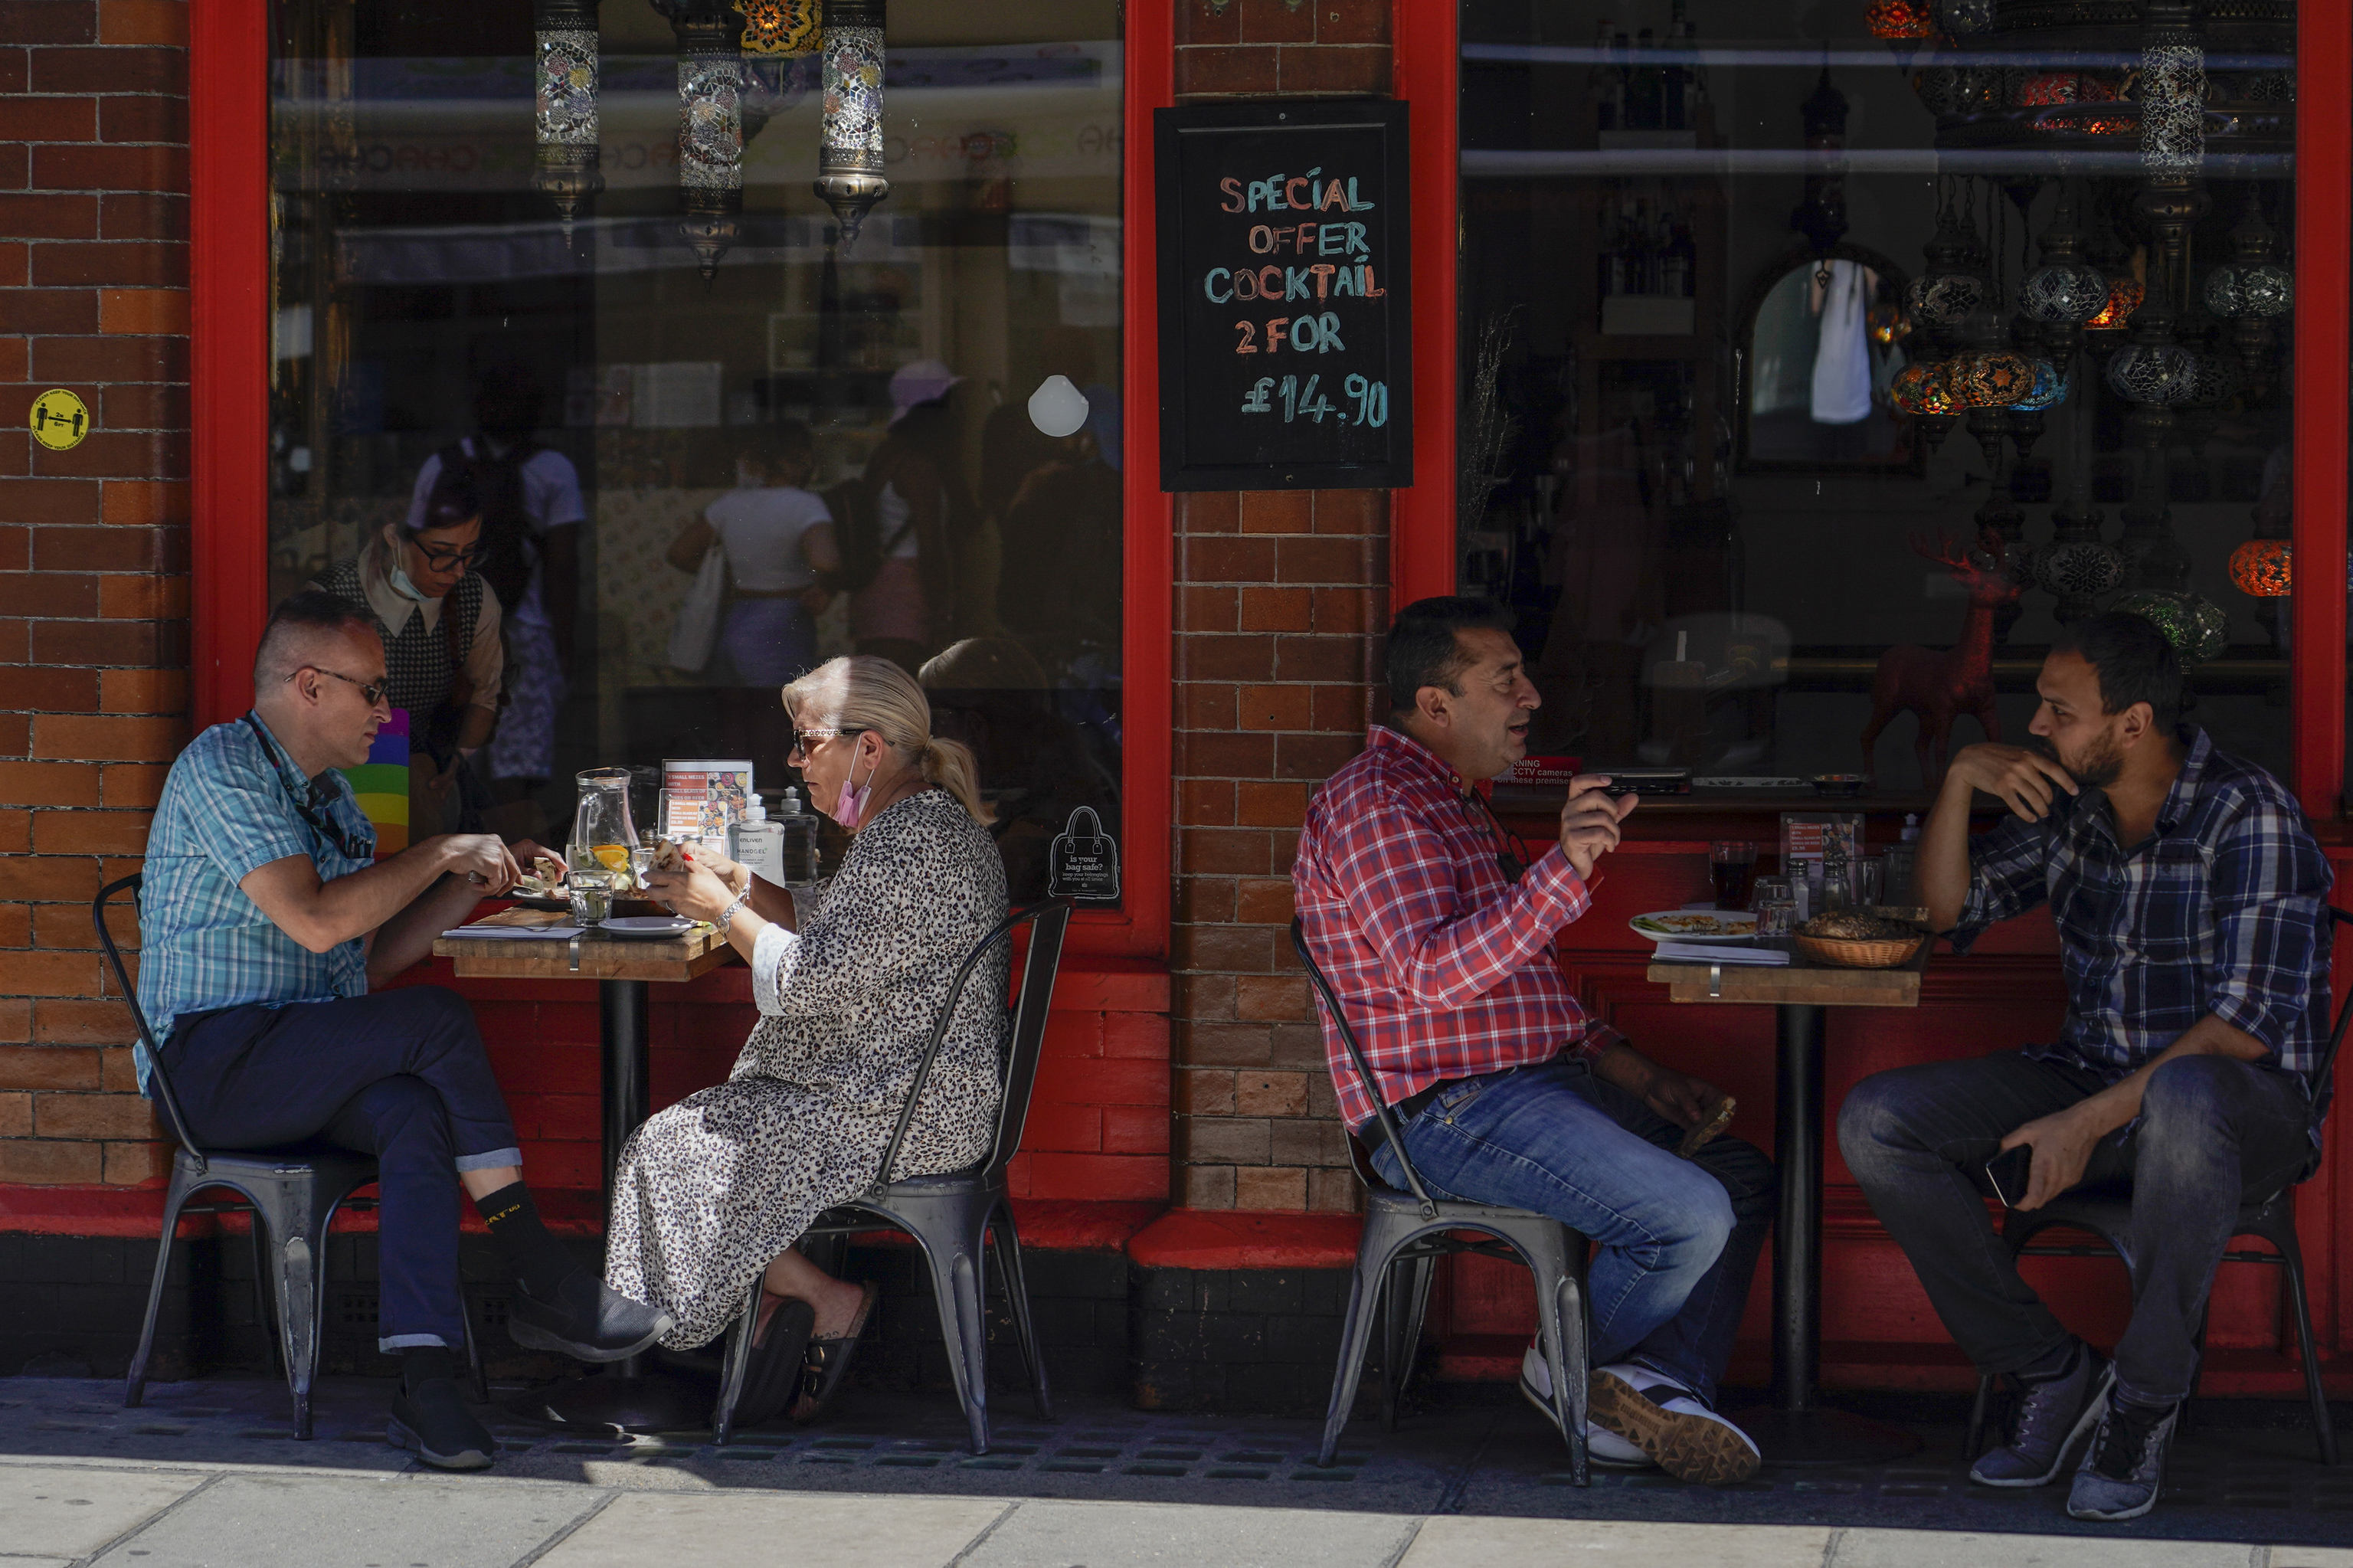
[616,656,1006,1419]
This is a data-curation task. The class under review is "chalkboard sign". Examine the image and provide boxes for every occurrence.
[1155,99,1412,492]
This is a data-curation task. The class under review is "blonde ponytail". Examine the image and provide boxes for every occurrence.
[920,735,985,822]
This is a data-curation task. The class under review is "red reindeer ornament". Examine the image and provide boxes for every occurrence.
[1860,529,2022,787]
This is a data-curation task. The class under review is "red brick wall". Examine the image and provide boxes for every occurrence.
[1169,0,1392,1213]
[0,0,190,1186]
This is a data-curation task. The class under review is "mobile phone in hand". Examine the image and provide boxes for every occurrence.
[1985,1144,2033,1208]
[1676,1095,1736,1159]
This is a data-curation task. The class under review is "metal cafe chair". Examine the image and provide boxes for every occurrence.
[711,898,1074,1452]
[1965,905,2353,1468]
[1290,918,1593,1482]
[99,874,487,1439]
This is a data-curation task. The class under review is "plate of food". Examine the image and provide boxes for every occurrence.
[1629,910,1757,942]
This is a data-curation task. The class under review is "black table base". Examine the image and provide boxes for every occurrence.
[1744,999,1923,1465]
[505,976,714,1435]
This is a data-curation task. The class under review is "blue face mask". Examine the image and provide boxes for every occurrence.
[388,561,430,602]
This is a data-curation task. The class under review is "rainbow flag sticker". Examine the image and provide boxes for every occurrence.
[340,708,411,856]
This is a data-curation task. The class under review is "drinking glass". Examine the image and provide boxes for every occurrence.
[1709,840,1759,909]
[568,867,615,926]
[1857,856,1886,908]
[1756,898,1798,937]
[1749,875,1790,912]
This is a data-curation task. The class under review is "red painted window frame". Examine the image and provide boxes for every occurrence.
[188,0,1174,958]
[1389,0,2353,817]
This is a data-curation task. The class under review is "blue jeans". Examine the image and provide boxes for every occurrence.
[1370,1057,1775,1404]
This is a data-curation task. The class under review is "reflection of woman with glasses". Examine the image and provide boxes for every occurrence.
[311,466,506,835]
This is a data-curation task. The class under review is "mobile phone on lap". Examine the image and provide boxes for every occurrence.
[1985,1144,2033,1208]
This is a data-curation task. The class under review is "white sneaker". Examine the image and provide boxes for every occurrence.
[1519,1347,1652,1467]
[1588,1361,1763,1485]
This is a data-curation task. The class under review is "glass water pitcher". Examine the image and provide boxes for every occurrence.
[568,768,641,891]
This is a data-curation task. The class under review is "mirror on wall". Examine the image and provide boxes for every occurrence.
[1733,244,1919,475]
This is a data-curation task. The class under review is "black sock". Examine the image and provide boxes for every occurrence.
[401,1344,457,1391]
[473,1181,579,1300]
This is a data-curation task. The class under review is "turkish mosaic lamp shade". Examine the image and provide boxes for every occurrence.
[2035,537,2124,600]
[2020,260,2109,325]
[2009,359,2069,413]
[2112,589,2230,664]
[1903,272,1986,330]
[1948,346,2034,408]
[2228,538,2292,597]
[1890,360,1957,417]
[2204,263,2294,318]
[740,0,820,53]
[2083,277,2143,332]
[1864,0,1934,38]
[2105,336,2195,404]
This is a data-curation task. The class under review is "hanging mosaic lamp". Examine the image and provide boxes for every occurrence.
[2018,189,2112,365]
[2008,359,2069,413]
[1864,0,1933,39]
[655,0,745,280]
[2228,538,2292,597]
[532,0,603,240]
[2203,191,2293,390]
[1869,299,1910,346]
[741,0,820,53]
[1890,360,1957,417]
[1904,203,1989,341]
[1938,0,1992,32]
[2112,588,2230,665]
[1948,336,2035,409]
[2103,297,2195,405]
[2036,529,2125,608]
[815,0,889,243]
[2138,0,2207,177]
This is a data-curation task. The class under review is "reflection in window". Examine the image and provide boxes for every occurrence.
[269,0,1124,902]
[1461,4,2296,791]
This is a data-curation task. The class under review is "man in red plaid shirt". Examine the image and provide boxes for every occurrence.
[1295,597,1774,1485]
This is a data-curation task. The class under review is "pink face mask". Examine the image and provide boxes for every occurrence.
[828,749,876,830]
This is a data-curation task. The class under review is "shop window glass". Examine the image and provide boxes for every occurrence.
[268,0,1125,901]
[1458,2,2295,793]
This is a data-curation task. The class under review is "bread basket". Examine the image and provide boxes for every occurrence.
[1793,932,1924,969]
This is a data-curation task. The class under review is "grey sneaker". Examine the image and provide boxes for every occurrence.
[2067,1393,2179,1522]
[1970,1344,2112,1488]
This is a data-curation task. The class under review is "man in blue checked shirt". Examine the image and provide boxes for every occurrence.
[1839,611,2332,1524]
[139,591,670,1471]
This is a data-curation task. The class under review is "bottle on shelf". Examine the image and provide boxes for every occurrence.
[1611,32,1632,131]
[1661,213,1697,298]
[1665,0,1693,130]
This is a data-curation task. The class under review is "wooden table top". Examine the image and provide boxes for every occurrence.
[1645,936,1930,1009]
[430,923,738,983]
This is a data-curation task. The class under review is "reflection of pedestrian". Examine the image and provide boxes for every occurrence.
[312,466,504,838]
[667,422,831,764]
[997,426,1121,682]
[407,367,583,804]
[803,362,978,676]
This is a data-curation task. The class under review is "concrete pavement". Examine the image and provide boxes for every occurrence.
[7,1461,2353,1568]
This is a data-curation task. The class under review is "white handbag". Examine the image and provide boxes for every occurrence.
[666,543,727,672]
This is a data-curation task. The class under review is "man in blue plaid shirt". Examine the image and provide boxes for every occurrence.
[1840,613,2332,1523]
[139,592,669,1471]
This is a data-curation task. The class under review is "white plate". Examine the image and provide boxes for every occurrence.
[598,915,698,940]
[1629,909,1756,942]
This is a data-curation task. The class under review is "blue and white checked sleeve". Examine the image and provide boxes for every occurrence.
[188,745,316,887]
[1945,810,2056,955]
[2202,792,2332,1072]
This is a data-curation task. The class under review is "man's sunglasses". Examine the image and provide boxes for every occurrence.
[289,666,391,709]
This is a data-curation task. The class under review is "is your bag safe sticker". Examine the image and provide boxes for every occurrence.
[1049,807,1120,902]
[30,388,90,451]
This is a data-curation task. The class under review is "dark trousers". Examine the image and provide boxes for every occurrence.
[1837,1049,2314,1406]
[159,987,524,1351]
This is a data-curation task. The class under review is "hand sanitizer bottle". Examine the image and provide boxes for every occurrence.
[731,797,787,886]
[774,787,822,885]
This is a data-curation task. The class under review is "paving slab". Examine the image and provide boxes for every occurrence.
[0,1465,209,1558]
[1830,1528,2256,1567]
[83,1474,593,1568]
[533,1491,1007,1567]
[1403,1516,1834,1567]
[959,1499,1421,1568]
[2270,1553,2353,1567]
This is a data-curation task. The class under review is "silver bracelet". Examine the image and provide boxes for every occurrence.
[717,889,752,931]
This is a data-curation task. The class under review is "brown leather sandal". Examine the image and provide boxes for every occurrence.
[789,1281,879,1424]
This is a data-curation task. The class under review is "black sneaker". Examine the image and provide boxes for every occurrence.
[388,1375,494,1471]
[507,1268,674,1363]
[1970,1343,2112,1488]
[2067,1393,2178,1522]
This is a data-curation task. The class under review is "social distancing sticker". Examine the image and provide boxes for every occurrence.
[30,388,90,451]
